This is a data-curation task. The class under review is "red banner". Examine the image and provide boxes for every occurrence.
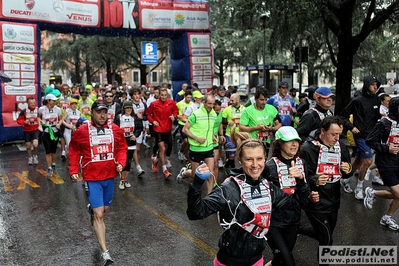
[0,21,39,127]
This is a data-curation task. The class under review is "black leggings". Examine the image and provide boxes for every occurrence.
[122,149,135,172]
[42,132,59,154]
[266,225,298,266]
[300,210,338,266]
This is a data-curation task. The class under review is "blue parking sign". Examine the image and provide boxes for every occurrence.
[142,41,158,65]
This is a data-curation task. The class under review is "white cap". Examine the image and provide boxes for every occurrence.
[45,94,58,101]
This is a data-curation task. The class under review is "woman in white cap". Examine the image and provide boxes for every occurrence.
[263,126,317,266]
[187,130,310,266]
[114,100,143,189]
[38,93,63,177]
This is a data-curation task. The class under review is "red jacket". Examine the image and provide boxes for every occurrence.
[68,121,127,181]
[146,98,178,133]
[17,107,39,132]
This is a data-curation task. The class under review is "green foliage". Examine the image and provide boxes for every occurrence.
[41,32,169,85]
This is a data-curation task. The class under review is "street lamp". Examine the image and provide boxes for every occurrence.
[259,13,268,88]
[297,30,311,93]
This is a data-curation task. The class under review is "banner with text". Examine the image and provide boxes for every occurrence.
[0,0,209,31]
[0,21,40,142]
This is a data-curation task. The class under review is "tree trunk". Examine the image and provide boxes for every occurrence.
[219,60,225,85]
[334,39,354,115]
[140,65,147,85]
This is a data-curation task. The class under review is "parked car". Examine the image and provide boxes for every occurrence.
[237,84,249,100]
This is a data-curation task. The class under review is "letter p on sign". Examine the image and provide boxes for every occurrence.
[145,43,154,55]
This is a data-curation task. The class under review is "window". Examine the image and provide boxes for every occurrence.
[228,74,233,85]
[133,70,140,83]
[151,71,158,83]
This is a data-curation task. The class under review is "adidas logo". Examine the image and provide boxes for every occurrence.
[251,187,262,198]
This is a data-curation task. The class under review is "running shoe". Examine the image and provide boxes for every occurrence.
[47,168,53,177]
[178,151,187,161]
[354,187,364,200]
[33,155,39,165]
[124,181,131,188]
[163,170,172,179]
[61,150,66,160]
[166,158,172,168]
[218,158,224,168]
[224,167,231,176]
[137,166,145,176]
[87,204,94,226]
[340,179,353,193]
[364,187,376,210]
[28,157,33,165]
[143,142,150,149]
[380,216,399,230]
[176,167,187,184]
[372,175,384,186]
[118,181,125,190]
[101,250,114,266]
[364,169,372,181]
[151,156,158,172]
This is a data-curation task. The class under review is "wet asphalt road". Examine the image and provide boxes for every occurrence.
[0,139,398,266]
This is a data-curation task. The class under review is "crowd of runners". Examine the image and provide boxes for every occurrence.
[16,76,399,265]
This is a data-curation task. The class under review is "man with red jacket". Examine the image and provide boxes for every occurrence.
[69,100,127,266]
[146,87,178,178]
[17,97,40,165]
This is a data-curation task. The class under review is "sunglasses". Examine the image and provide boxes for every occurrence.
[105,95,113,98]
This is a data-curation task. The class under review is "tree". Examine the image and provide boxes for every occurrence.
[317,0,399,112]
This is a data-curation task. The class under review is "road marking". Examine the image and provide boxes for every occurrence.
[12,171,40,190]
[0,174,13,192]
[126,192,217,258]
[37,169,65,184]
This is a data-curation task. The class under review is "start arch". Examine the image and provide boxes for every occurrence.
[0,0,212,142]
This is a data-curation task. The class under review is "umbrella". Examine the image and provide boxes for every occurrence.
[0,70,12,83]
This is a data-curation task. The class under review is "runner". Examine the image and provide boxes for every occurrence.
[146,88,178,179]
[186,130,309,266]
[364,97,399,230]
[239,88,281,157]
[17,97,40,165]
[222,93,245,174]
[38,93,63,177]
[114,100,143,189]
[69,100,127,266]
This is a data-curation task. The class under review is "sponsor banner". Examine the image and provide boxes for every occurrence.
[139,0,208,11]
[4,71,20,79]
[1,0,209,31]
[140,9,209,30]
[3,53,35,63]
[192,70,203,76]
[192,65,203,70]
[4,85,36,95]
[0,22,39,130]
[21,64,35,71]
[188,34,211,49]
[2,24,35,44]
[1,0,100,27]
[21,79,35,85]
[191,56,211,64]
[3,43,35,54]
[187,32,213,92]
[191,48,211,56]
[3,63,20,71]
